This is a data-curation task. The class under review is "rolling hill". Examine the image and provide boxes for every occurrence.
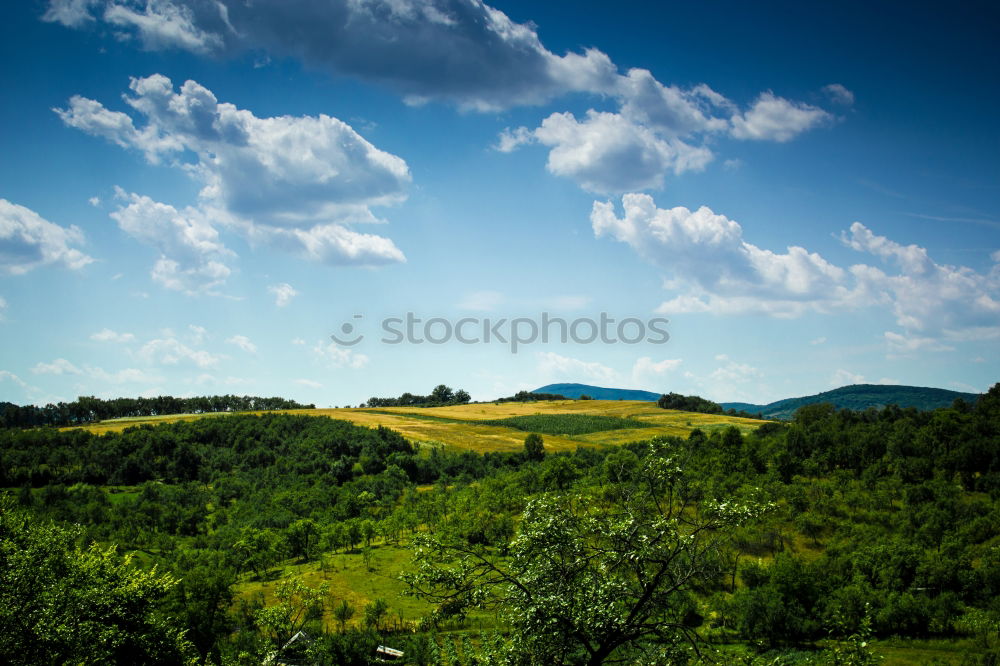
[532,383,661,401]
[721,383,980,420]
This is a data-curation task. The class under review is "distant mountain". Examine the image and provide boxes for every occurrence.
[533,383,661,401]
[721,384,980,420]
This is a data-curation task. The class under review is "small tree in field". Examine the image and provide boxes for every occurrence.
[404,439,773,664]
[523,432,545,461]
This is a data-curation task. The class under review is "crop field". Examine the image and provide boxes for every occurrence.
[477,413,653,435]
[63,400,766,452]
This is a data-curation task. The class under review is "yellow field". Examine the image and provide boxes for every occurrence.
[63,400,765,453]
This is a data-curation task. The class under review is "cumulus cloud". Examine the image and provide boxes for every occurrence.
[593,193,1000,344]
[47,2,835,195]
[729,92,831,142]
[536,351,617,384]
[823,83,855,106]
[532,110,712,193]
[90,328,136,343]
[295,378,323,389]
[57,74,409,273]
[32,358,83,375]
[110,189,234,293]
[503,77,829,192]
[45,0,617,111]
[884,331,954,355]
[268,282,298,307]
[137,336,221,367]
[226,334,257,353]
[593,193,847,316]
[0,199,93,275]
[103,0,222,54]
[42,0,99,27]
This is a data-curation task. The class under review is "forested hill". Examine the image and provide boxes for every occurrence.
[0,394,315,428]
[721,383,980,419]
[533,383,661,401]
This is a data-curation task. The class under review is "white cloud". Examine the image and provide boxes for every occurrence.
[85,366,163,383]
[495,126,535,153]
[90,328,136,343]
[710,357,762,385]
[109,190,234,293]
[0,199,93,275]
[137,336,221,367]
[823,83,855,106]
[631,356,682,389]
[0,370,30,390]
[458,290,504,311]
[593,193,1000,342]
[531,110,712,193]
[0,296,6,319]
[593,194,847,316]
[295,378,323,389]
[188,324,208,344]
[42,0,99,27]
[809,336,827,345]
[291,337,306,346]
[676,355,769,403]
[884,331,954,355]
[536,351,617,384]
[32,358,83,375]
[730,92,831,142]
[226,334,257,353]
[58,74,409,269]
[50,2,835,197]
[103,0,222,54]
[88,196,101,207]
[312,341,369,369]
[268,282,298,307]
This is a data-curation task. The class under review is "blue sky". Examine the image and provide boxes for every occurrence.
[1,0,998,407]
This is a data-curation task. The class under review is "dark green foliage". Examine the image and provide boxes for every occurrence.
[3,382,1000,663]
[657,391,724,414]
[523,432,545,460]
[495,390,568,403]
[366,384,473,407]
[0,499,194,665]
[480,413,651,435]
[0,394,314,428]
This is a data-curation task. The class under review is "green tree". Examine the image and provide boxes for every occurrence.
[0,501,194,665]
[363,598,389,631]
[404,444,771,664]
[286,518,320,561]
[254,578,328,648]
[523,432,545,461]
[333,599,355,633]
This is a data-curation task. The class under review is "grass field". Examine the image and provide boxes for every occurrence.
[62,400,766,452]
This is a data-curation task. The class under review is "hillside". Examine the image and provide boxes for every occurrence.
[721,383,980,419]
[532,383,661,401]
[64,400,763,451]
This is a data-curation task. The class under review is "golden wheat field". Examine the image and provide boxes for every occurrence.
[63,400,764,452]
